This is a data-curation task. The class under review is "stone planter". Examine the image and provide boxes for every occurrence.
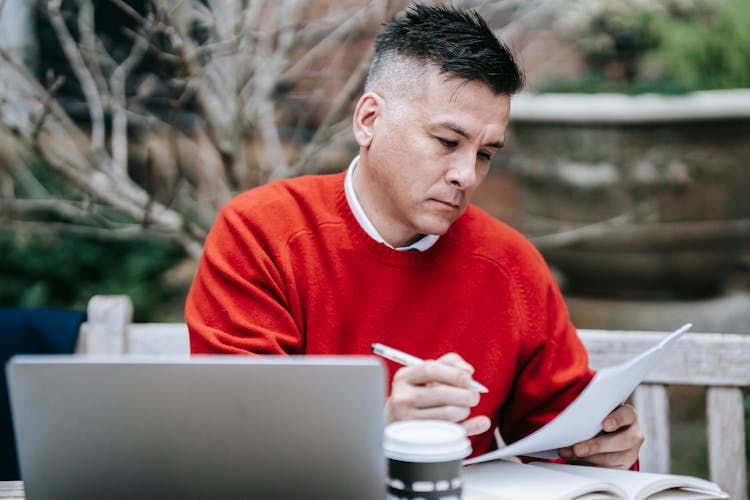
[507,90,750,297]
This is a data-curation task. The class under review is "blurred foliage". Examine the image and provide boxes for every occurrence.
[647,0,750,90]
[541,72,692,95]
[542,0,750,93]
[0,231,186,321]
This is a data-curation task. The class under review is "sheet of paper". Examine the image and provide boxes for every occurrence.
[465,323,692,465]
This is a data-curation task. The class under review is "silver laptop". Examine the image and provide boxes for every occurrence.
[6,355,386,500]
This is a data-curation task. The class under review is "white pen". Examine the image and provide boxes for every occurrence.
[371,343,489,393]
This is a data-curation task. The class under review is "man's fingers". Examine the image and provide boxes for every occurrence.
[389,380,479,412]
[393,360,474,391]
[461,415,491,436]
[436,352,475,373]
[386,355,489,435]
[558,405,644,470]
[565,431,644,458]
[394,404,473,423]
[602,403,637,432]
[560,434,639,469]
[559,449,635,469]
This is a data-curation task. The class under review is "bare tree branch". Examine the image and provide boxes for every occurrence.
[109,15,153,175]
[31,74,66,143]
[0,141,49,198]
[0,44,197,244]
[3,219,191,244]
[46,0,107,151]
[281,2,381,83]
[75,0,109,106]
[247,1,300,179]
[151,0,239,186]
[1,197,110,225]
[528,211,637,249]
[290,53,373,177]
[0,0,446,258]
[0,170,13,199]
[109,0,146,23]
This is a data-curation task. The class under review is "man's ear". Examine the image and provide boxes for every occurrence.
[352,92,383,148]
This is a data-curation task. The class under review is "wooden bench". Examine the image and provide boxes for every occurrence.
[583,329,749,500]
[80,295,750,500]
[77,295,189,356]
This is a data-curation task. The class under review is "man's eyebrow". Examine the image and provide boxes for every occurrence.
[437,121,504,149]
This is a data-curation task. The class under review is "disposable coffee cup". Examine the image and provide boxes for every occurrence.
[383,420,472,500]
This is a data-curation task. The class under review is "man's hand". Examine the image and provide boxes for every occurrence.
[384,352,490,436]
[558,403,644,469]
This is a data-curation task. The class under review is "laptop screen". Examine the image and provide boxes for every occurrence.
[7,355,386,500]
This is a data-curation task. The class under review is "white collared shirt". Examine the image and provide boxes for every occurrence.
[344,156,439,252]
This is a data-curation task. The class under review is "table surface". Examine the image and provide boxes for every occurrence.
[0,482,24,500]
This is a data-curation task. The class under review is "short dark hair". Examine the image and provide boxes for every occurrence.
[368,3,524,95]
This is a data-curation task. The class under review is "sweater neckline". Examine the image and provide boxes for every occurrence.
[333,177,447,268]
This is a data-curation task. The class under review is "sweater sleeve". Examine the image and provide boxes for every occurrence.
[498,253,640,470]
[498,251,595,448]
[185,197,303,355]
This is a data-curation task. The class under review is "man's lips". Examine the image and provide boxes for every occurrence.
[432,198,461,209]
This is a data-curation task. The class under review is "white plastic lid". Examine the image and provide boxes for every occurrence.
[383,420,472,462]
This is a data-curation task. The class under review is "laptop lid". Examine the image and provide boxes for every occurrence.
[6,355,386,500]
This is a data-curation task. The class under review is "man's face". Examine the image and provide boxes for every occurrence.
[354,66,511,247]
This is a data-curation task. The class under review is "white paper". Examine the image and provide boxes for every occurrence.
[465,323,692,465]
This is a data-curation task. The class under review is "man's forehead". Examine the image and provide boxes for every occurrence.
[431,119,506,147]
[425,84,511,134]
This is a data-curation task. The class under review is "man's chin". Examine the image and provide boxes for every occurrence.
[413,208,466,236]
[416,219,454,237]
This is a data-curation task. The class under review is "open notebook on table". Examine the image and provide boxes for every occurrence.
[462,460,728,500]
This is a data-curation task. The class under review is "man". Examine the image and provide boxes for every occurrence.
[186,3,643,468]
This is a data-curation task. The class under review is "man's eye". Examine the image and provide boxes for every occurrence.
[438,138,458,149]
[478,151,492,161]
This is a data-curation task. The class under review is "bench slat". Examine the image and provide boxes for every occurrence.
[127,324,190,355]
[580,330,750,386]
[707,386,747,500]
[82,295,132,354]
[633,384,670,474]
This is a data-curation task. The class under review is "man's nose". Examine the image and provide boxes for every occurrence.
[445,152,478,189]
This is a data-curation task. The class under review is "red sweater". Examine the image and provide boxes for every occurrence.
[186,171,594,458]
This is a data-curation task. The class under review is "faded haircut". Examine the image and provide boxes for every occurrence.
[365,3,524,96]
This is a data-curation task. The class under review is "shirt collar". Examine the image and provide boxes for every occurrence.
[344,156,439,252]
